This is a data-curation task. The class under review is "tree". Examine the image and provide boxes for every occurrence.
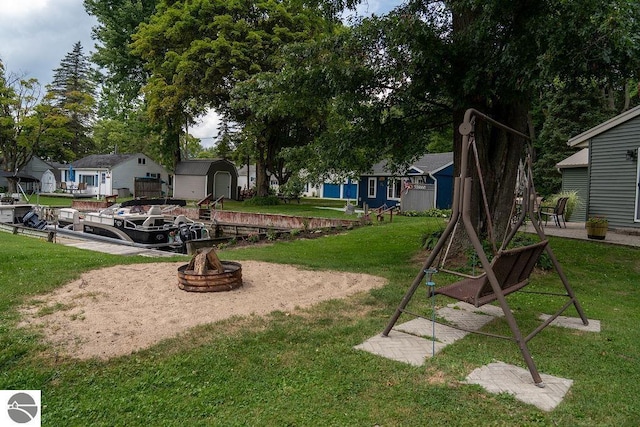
[44,42,97,161]
[297,0,640,237]
[131,0,333,193]
[0,62,50,192]
[84,0,159,117]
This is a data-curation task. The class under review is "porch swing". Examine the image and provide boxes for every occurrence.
[382,108,589,387]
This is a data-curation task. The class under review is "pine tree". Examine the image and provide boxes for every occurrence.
[45,41,96,160]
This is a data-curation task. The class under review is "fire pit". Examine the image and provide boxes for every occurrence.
[177,248,242,292]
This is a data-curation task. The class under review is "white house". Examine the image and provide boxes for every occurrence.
[63,153,171,198]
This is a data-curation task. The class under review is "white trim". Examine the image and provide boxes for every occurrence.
[635,147,640,222]
[568,105,640,148]
[214,171,232,198]
[387,178,401,201]
[367,177,376,198]
[430,173,438,208]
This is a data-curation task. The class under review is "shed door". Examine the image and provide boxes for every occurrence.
[214,171,231,198]
[323,183,340,198]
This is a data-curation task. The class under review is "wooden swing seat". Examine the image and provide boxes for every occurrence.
[434,240,548,307]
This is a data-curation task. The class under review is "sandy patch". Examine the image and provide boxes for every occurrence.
[19,261,386,360]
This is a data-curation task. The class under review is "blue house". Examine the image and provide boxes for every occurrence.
[358,152,454,210]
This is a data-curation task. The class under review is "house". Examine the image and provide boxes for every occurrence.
[358,152,454,210]
[173,159,238,201]
[567,105,640,229]
[317,178,359,201]
[0,156,57,194]
[237,164,278,190]
[556,148,589,221]
[63,153,171,198]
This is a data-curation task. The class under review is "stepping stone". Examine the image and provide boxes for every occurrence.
[437,306,496,331]
[539,314,601,332]
[395,317,469,344]
[354,330,447,366]
[464,361,573,412]
[450,301,505,317]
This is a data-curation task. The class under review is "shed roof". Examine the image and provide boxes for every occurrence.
[175,159,233,176]
[556,148,589,169]
[368,152,453,176]
[568,105,640,148]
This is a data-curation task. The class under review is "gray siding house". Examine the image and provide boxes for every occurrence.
[556,148,588,221]
[173,159,238,201]
[568,105,640,229]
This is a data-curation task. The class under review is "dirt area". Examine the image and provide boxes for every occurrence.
[19,261,386,360]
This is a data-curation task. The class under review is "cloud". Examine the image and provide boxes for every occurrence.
[0,0,96,85]
[191,110,223,148]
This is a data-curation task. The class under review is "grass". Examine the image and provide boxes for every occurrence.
[0,201,639,425]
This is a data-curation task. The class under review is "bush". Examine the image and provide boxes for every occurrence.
[243,195,280,206]
[544,190,581,221]
[279,176,305,199]
[402,208,452,218]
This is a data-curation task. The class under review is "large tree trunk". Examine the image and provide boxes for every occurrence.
[255,136,271,197]
[451,6,530,245]
[165,116,182,172]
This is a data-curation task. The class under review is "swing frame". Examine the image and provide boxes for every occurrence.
[382,108,589,387]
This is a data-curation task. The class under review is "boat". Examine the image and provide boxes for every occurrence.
[0,202,47,229]
[56,199,210,250]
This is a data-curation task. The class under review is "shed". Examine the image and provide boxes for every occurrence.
[358,152,454,210]
[568,105,640,229]
[556,148,589,221]
[173,159,238,201]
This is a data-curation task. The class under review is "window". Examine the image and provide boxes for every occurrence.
[146,173,158,178]
[101,173,106,184]
[387,179,402,200]
[138,158,146,165]
[368,177,376,198]
[80,175,96,186]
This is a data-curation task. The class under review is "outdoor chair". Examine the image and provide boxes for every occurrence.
[540,197,569,228]
[60,182,68,193]
[76,182,87,193]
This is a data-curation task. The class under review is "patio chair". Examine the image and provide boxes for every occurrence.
[60,182,68,193]
[540,197,568,228]
[76,182,87,193]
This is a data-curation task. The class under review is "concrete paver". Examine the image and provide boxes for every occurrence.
[539,314,601,332]
[355,302,600,411]
[464,362,573,412]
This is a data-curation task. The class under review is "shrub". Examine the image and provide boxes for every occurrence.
[544,190,581,221]
[402,208,452,218]
[244,195,280,206]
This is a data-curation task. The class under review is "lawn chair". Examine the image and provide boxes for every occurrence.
[540,197,568,228]
[76,182,87,193]
[60,182,68,193]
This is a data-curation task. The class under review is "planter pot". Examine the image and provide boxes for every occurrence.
[586,223,607,240]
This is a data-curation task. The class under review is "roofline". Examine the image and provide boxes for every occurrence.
[428,161,454,175]
[568,105,640,148]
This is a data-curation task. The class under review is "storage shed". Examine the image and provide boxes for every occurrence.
[173,159,238,201]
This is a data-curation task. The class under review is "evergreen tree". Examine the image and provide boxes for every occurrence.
[44,41,96,161]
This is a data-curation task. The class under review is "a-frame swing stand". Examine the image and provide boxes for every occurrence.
[382,109,589,387]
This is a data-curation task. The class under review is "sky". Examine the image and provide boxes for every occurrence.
[0,0,403,147]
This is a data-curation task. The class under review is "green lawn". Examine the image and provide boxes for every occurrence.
[0,202,639,426]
